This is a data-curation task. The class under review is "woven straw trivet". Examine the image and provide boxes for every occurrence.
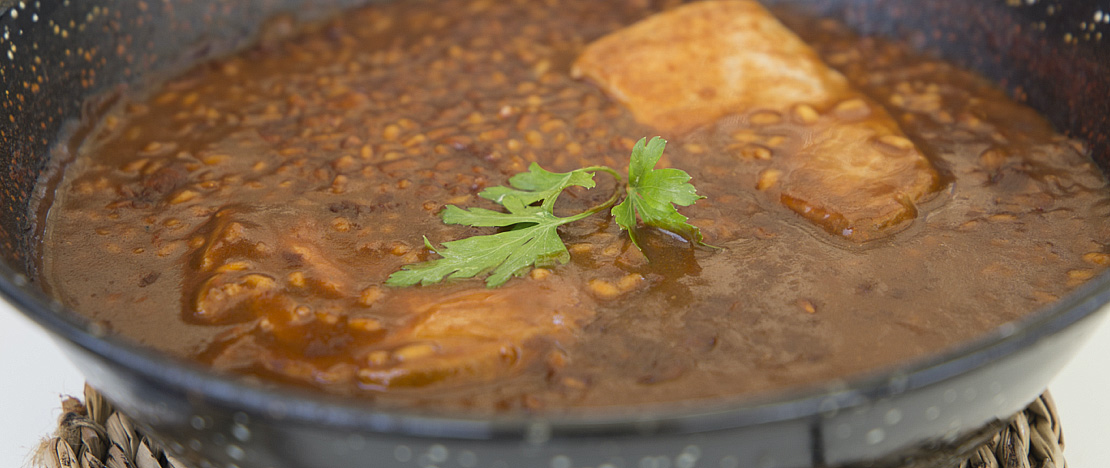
[30,384,1067,468]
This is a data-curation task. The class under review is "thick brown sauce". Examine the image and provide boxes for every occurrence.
[40,0,1110,412]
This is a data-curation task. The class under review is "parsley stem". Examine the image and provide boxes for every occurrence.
[560,165,623,223]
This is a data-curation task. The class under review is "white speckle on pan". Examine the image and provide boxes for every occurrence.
[10,9,17,19]
[865,428,886,445]
[925,406,941,420]
[964,387,978,402]
[190,415,207,430]
[718,455,739,468]
[884,408,903,425]
[230,424,250,442]
[550,454,572,468]
[415,453,436,468]
[888,374,910,394]
[427,444,448,463]
[232,412,249,425]
[87,321,106,337]
[943,388,958,403]
[188,439,203,451]
[676,451,699,468]
[394,445,412,462]
[225,445,245,461]
[997,322,1018,337]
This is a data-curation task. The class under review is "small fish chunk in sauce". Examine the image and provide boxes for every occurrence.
[189,204,594,389]
[573,0,941,241]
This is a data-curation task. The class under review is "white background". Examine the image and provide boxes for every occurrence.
[2,300,1107,468]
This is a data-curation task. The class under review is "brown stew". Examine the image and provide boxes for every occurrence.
[38,0,1110,412]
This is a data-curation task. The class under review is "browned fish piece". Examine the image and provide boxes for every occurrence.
[189,206,594,389]
[358,276,595,389]
[573,0,940,241]
[775,109,941,240]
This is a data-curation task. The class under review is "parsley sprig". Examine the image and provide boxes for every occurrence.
[612,136,705,251]
[386,137,708,288]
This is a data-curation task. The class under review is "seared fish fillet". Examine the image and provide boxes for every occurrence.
[573,0,940,241]
[358,278,594,389]
[191,206,593,389]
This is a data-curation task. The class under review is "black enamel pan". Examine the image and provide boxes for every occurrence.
[2,1,1108,467]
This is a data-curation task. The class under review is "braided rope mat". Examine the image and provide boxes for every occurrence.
[31,385,1066,468]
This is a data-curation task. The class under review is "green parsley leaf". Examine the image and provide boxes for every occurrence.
[612,137,706,250]
[386,164,600,287]
[389,136,711,288]
[480,162,597,208]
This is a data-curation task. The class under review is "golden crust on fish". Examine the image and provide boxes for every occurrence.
[572,0,850,135]
[359,277,595,389]
[776,105,941,240]
[192,207,594,389]
[573,0,940,241]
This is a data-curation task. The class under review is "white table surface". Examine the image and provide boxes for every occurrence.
[2,299,1107,468]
